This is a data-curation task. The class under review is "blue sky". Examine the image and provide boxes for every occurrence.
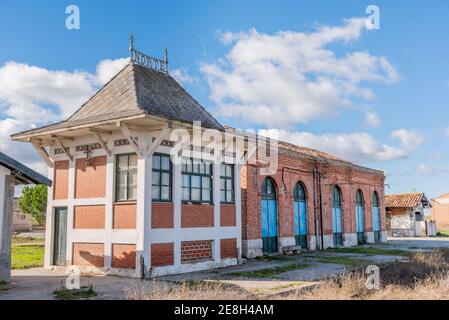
[1,0,449,198]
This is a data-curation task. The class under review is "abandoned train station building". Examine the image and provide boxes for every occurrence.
[11,39,387,277]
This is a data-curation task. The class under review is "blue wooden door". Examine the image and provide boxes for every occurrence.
[294,183,307,249]
[332,186,343,246]
[261,178,278,253]
[356,190,365,244]
[372,192,381,243]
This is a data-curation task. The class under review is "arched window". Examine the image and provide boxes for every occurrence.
[355,190,365,244]
[372,191,381,243]
[294,182,307,249]
[332,186,343,246]
[261,178,278,253]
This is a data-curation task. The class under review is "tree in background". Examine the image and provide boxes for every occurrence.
[18,184,48,225]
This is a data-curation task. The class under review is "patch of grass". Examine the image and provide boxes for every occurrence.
[226,264,309,279]
[11,236,44,245]
[11,245,44,269]
[327,246,409,256]
[53,285,97,300]
[436,230,449,237]
[256,254,293,262]
[317,256,370,266]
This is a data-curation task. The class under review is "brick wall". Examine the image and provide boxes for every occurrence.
[111,244,136,269]
[152,202,174,228]
[73,205,105,229]
[113,202,136,229]
[181,204,214,228]
[151,243,174,267]
[241,151,385,246]
[220,238,237,259]
[72,243,104,267]
[75,156,106,199]
[181,240,213,263]
[53,160,69,200]
[220,204,236,227]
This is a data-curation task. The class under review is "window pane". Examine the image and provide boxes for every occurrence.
[128,184,137,200]
[204,163,211,175]
[193,161,200,173]
[202,189,210,201]
[186,160,192,172]
[221,190,226,201]
[202,177,210,189]
[152,172,160,185]
[118,155,128,170]
[191,188,201,201]
[117,171,127,188]
[117,185,127,201]
[161,186,170,200]
[220,164,226,176]
[152,186,160,200]
[227,190,232,202]
[129,168,137,187]
[220,178,226,190]
[182,174,190,188]
[182,187,190,200]
[161,156,170,170]
[161,173,170,186]
[152,155,160,169]
[191,176,201,188]
[128,154,137,168]
[226,179,233,192]
[226,165,232,177]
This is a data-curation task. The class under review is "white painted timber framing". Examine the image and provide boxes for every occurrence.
[44,128,242,277]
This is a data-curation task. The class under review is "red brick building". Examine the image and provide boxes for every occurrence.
[11,40,386,276]
[241,140,386,258]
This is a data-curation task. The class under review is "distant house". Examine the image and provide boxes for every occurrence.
[431,193,449,231]
[12,198,33,232]
[385,192,432,237]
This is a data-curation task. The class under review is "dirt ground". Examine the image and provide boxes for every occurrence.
[1,237,448,300]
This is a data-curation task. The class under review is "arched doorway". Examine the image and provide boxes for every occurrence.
[372,191,381,243]
[332,186,343,247]
[356,190,365,244]
[261,177,278,253]
[294,182,308,249]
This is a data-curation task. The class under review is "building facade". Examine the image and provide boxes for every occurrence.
[12,198,34,233]
[431,193,449,231]
[11,41,387,277]
[385,192,431,237]
[241,141,386,258]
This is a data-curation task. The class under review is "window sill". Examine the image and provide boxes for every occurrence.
[114,200,137,205]
[182,201,214,205]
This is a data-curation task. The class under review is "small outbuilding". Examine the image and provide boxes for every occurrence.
[385,192,432,237]
[0,152,51,282]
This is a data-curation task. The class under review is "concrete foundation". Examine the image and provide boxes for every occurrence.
[242,239,263,258]
[343,233,358,247]
[366,231,374,243]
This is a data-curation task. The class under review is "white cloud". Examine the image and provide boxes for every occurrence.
[171,67,199,85]
[0,57,129,175]
[364,109,381,127]
[417,164,432,176]
[390,129,423,150]
[96,57,129,84]
[202,18,399,127]
[259,128,423,164]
